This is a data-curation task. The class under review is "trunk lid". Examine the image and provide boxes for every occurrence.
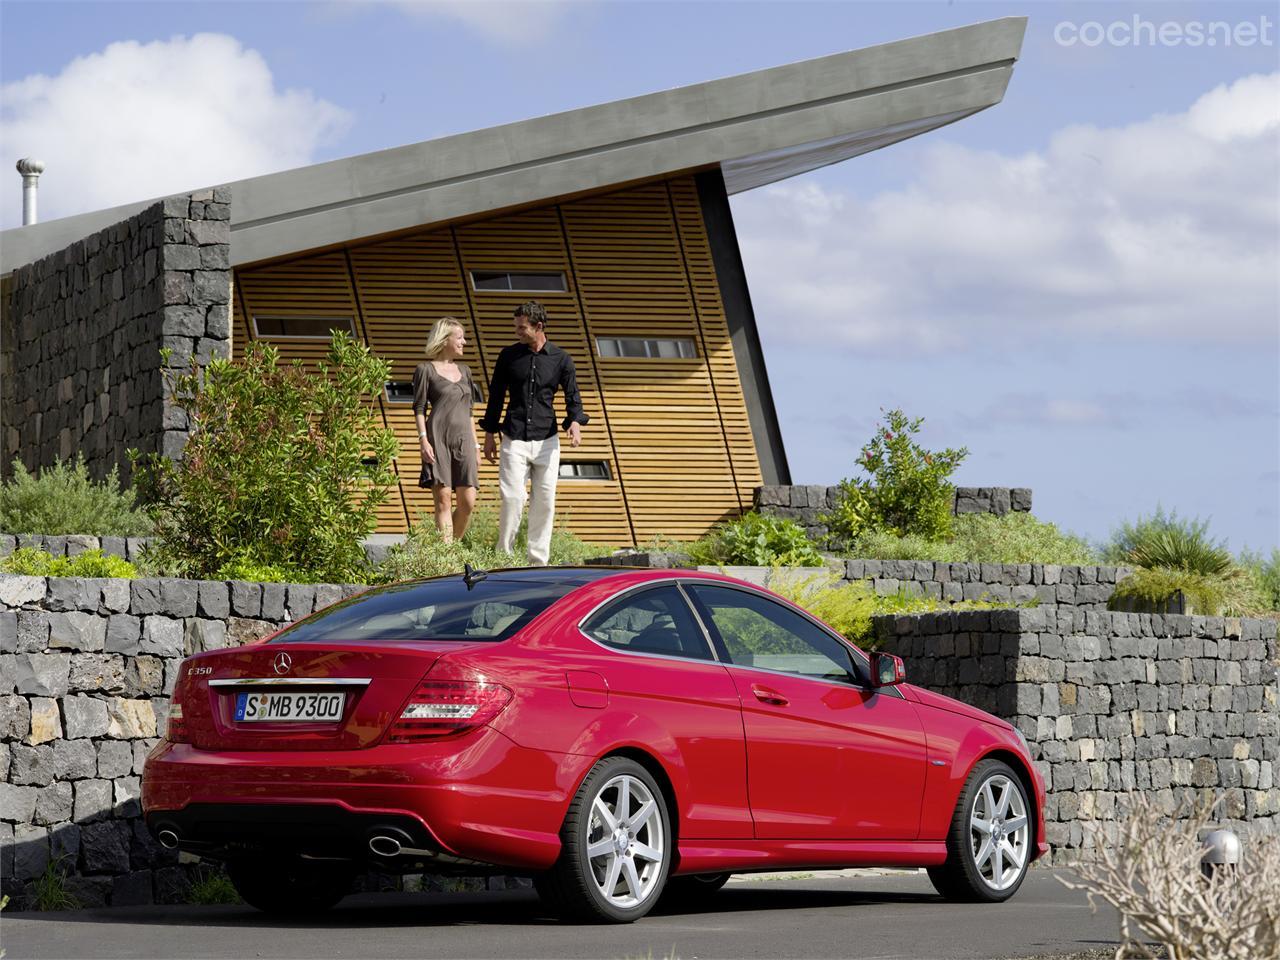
[177,642,479,750]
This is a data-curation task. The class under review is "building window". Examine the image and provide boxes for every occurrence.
[385,381,414,403]
[253,316,356,340]
[470,271,567,293]
[595,337,697,359]
[559,460,611,480]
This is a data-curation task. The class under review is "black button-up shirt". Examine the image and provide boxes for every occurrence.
[479,341,589,441]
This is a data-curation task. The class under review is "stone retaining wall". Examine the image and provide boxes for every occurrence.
[586,556,1132,610]
[0,534,398,569]
[873,608,1280,859]
[755,484,1032,543]
[0,573,365,907]
[0,191,231,484]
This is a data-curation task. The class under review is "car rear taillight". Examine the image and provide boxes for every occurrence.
[165,674,190,743]
[387,680,512,743]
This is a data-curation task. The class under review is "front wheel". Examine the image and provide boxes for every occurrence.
[226,857,355,915]
[927,759,1032,903]
[538,756,673,923]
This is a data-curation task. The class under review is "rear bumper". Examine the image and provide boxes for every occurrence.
[141,725,591,871]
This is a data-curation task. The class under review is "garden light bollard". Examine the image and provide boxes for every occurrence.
[1201,829,1242,878]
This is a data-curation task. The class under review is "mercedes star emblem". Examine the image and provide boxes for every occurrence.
[273,652,292,675]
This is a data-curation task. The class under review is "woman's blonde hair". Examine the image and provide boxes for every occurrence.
[424,317,464,359]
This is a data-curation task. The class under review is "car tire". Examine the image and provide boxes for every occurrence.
[927,758,1032,903]
[659,872,730,906]
[226,857,355,915]
[539,756,673,923]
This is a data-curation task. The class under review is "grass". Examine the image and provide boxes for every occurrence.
[31,857,80,911]
[845,513,1095,566]
[185,867,241,905]
[0,546,138,578]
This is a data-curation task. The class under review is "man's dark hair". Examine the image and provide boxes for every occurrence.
[514,300,547,329]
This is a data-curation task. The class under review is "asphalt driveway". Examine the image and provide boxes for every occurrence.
[0,867,1122,960]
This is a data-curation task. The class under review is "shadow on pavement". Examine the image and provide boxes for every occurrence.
[6,883,945,930]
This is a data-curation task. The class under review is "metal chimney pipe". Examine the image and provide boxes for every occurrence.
[16,158,45,225]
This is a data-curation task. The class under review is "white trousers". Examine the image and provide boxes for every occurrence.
[498,436,561,565]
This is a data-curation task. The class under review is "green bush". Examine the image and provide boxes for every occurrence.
[766,567,1028,648]
[1110,567,1228,616]
[845,529,967,563]
[844,513,1095,566]
[687,512,825,567]
[1239,549,1280,612]
[950,513,1095,565]
[827,409,967,543]
[376,506,606,582]
[132,334,398,584]
[0,457,151,536]
[1102,507,1230,574]
[1104,509,1272,616]
[0,547,137,578]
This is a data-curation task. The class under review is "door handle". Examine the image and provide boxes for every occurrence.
[752,684,788,707]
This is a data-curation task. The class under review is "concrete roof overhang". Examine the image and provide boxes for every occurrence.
[1,16,1025,274]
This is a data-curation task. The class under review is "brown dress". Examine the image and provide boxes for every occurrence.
[412,361,483,489]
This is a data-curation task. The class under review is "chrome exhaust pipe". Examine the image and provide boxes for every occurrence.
[158,829,180,850]
[369,833,437,858]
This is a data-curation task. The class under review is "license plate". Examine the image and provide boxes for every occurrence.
[235,691,346,723]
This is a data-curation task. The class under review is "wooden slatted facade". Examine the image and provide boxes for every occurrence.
[230,174,763,546]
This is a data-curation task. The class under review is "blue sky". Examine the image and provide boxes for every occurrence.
[2,0,1277,551]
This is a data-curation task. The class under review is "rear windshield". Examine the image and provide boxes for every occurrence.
[271,577,577,644]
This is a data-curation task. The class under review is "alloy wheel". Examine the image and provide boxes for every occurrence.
[969,773,1030,891]
[584,773,666,909]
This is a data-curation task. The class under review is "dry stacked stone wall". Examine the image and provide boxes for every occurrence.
[0,573,365,907]
[0,190,231,484]
[586,555,1132,610]
[755,484,1032,542]
[874,608,1280,859]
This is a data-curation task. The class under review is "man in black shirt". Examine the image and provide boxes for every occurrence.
[480,301,589,564]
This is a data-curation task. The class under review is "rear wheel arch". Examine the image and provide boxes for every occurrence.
[596,747,682,854]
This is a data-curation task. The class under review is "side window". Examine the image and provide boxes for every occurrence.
[689,585,856,682]
[582,586,715,662]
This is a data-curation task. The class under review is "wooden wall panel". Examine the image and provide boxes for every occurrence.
[453,211,632,546]
[560,183,740,542]
[347,233,485,528]
[228,175,764,546]
[667,177,763,510]
[233,253,408,532]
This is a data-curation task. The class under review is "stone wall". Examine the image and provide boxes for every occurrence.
[755,484,1032,542]
[874,608,1280,859]
[586,556,1132,610]
[0,534,397,570]
[0,191,231,484]
[0,572,365,907]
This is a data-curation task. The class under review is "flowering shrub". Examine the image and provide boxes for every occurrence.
[131,334,398,584]
[826,409,967,543]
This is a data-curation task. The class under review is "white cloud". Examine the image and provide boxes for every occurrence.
[1,34,352,227]
[330,0,575,44]
[732,72,1280,353]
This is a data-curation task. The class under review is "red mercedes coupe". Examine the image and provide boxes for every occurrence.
[142,567,1046,922]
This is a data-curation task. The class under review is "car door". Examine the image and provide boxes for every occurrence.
[685,582,927,841]
[578,583,753,839]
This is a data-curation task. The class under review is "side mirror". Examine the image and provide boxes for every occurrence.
[871,652,906,688]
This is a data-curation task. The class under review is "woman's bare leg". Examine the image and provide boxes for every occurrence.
[433,483,454,542]
[453,485,477,541]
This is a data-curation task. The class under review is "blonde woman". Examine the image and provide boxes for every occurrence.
[412,318,484,541]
